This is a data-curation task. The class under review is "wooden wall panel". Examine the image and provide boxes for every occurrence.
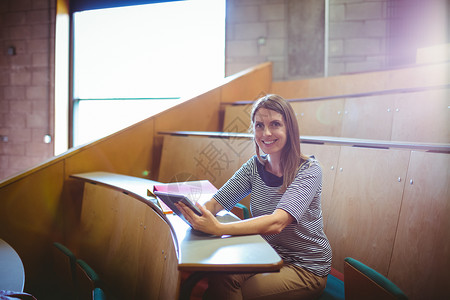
[224,87,450,144]
[221,62,272,103]
[158,135,254,189]
[272,72,387,99]
[78,183,179,299]
[0,161,65,294]
[387,63,449,90]
[326,147,410,273]
[271,62,449,99]
[300,144,340,231]
[158,135,255,211]
[270,78,310,99]
[222,99,345,137]
[65,118,155,179]
[391,89,450,143]
[306,72,389,98]
[292,99,345,137]
[388,151,450,300]
[340,95,394,140]
[154,89,222,133]
[222,104,252,132]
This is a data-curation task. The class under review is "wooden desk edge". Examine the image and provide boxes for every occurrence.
[178,261,283,273]
[70,172,161,214]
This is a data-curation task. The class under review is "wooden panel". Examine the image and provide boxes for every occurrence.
[223,99,345,137]
[65,118,155,179]
[340,95,394,140]
[137,201,179,300]
[223,104,252,133]
[270,79,309,99]
[344,260,400,300]
[300,143,340,231]
[387,62,450,89]
[391,89,450,143]
[220,62,272,103]
[326,147,410,273]
[416,44,450,64]
[388,151,450,300]
[0,161,65,294]
[292,99,345,136]
[154,89,222,133]
[158,135,254,189]
[79,183,179,299]
[158,135,255,212]
[307,72,389,98]
[271,62,449,99]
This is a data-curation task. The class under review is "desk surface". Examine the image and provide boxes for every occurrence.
[167,213,283,272]
[0,238,25,292]
[71,172,283,273]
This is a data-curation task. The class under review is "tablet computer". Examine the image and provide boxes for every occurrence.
[153,191,202,227]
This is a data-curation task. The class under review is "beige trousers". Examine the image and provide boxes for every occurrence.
[203,264,327,300]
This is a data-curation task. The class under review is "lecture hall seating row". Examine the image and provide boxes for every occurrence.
[156,130,449,300]
[222,86,450,144]
[0,57,448,300]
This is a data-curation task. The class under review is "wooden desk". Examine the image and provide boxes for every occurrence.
[167,213,282,272]
[71,172,283,300]
[0,238,25,292]
[168,213,283,300]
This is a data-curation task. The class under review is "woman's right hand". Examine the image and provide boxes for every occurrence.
[175,202,224,235]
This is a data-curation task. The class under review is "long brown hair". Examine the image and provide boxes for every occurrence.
[250,94,309,193]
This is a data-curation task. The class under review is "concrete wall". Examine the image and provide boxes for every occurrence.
[328,0,389,75]
[225,0,391,79]
[226,0,326,80]
[226,0,448,78]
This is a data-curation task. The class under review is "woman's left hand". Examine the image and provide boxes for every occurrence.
[175,202,222,235]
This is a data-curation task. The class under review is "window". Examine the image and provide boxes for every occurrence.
[73,0,225,146]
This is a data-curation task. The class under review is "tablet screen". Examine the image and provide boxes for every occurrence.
[153,191,202,227]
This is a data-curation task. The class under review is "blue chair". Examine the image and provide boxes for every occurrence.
[344,257,408,300]
[318,272,345,300]
[76,259,102,300]
[234,203,250,219]
[93,287,106,300]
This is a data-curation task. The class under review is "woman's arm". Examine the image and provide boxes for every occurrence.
[203,198,224,216]
[176,201,294,236]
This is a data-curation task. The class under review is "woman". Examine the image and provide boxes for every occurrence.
[176,94,331,299]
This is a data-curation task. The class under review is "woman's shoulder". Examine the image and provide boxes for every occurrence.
[237,155,258,172]
[245,155,258,165]
[298,155,322,172]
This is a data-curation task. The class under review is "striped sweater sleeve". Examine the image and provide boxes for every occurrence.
[277,161,323,223]
[213,156,254,211]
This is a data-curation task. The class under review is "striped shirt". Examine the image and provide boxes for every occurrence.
[213,155,332,277]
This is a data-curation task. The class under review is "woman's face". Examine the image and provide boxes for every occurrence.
[253,108,287,157]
